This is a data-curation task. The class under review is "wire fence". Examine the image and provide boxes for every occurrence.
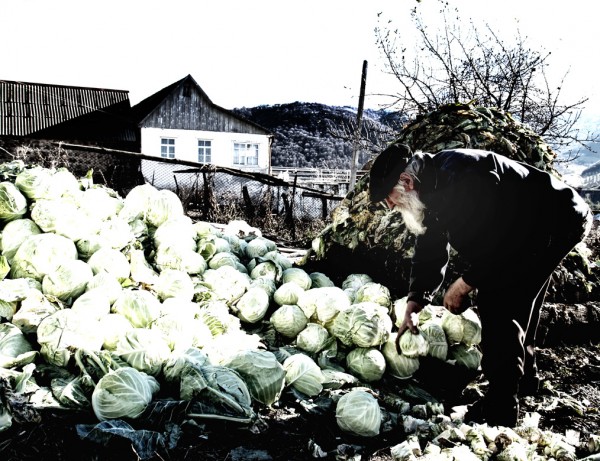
[0,139,361,243]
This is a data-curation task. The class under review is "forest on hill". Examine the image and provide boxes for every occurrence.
[233,102,406,169]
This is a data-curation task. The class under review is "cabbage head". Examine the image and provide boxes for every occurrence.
[297,287,351,325]
[345,347,386,383]
[448,344,482,370]
[309,272,335,288]
[31,198,94,241]
[245,237,271,259]
[208,252,242,270]
[341,273,373,292]
[282,353,325,396]
[419,320,448,361]
[86,273,123,305]
[296,323,330,354]
[11,289,60,334]
[97,313,134,350]
[112,289,162,328]
[182,364,254,420]
[37,309,104,367]
[118,184,160,222]
[14,166,54,200]
[0,182,28,222]
[249,261,280,281]
[153,216,197,250]
[0,218,42,262]
[77,186,123,221]
[235,286,270,323]
[146,189,184,228]
[87,248,131,280]
[162,347,209,383]
[11,233,78,282]
[224,350,286,406]
[154,269,194,301]
[70,288,112,320]
[197,300,240,336]
[0,322,37,368]
[41,259,94,303]
[249,277,277,297]
[201,266,250,305]
[150,312,196,352]
[341,273,373,301]
[336,389,381,437]
[270,304,308,338]
[260,250,293,271]
[441,308,482,346]
[281,267,312,290]
[197,235,232,260]
[273,281,305,306]
[116,328,172,376]
[331,302,389,348]
[155,244,207,275]
[398,330,429,358]
[92,366,159,421]
[96,217,134,250]
[75,233,112,261]
[129,249,159,285]
[201,329,262,365]
[354,282,392,309]
[382,334,420,379]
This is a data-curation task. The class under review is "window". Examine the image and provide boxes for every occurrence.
[160,138,175,159]
[233,143,259,166]
[198,140,212,163]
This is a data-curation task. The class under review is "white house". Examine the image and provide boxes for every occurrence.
[131,75,273,176]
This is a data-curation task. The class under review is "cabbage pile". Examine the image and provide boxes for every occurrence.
[0,161,591,460]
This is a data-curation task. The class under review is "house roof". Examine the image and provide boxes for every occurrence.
[130,74,272,135]
[0,79,132,137]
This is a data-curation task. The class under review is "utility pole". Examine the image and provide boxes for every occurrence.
[349,60,367,189]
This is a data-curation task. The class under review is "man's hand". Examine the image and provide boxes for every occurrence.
[444,277,474,314]
[395,300,423,353]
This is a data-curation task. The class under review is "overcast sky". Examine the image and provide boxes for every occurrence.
[2,0,599,127]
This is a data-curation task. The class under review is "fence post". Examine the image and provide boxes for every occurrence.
[321,197,328,221]
[242,185,255,221]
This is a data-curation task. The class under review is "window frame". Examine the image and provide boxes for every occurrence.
[160,137,176,159]
[197,139,212,163]
[233,142,259,166]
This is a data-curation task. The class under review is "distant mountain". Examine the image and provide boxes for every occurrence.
[555,141,600,187]
[233,102,406,169]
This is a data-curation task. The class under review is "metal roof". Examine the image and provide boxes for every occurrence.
[0,79,131,136]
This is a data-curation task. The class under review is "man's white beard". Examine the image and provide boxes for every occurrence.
[392,187,427,236]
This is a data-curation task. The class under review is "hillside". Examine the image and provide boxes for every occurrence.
[233,102,406,169]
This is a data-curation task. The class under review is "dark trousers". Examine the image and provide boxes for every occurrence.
[475,211,592,406]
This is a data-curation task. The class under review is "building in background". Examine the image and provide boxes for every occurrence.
[0,79,137,151]
[130,74,273,173]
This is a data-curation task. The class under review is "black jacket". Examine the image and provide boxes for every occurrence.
[406,149,590,303]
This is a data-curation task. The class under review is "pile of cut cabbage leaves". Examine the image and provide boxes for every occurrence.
[0,161,597,461]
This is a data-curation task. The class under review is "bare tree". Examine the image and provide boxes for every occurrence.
[374,2,598,153]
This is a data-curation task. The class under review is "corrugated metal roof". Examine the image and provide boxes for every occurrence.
[0,80,131,136]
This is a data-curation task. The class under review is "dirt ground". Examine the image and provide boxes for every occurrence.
[1,229,600,461]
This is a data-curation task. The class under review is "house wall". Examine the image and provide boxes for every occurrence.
[140,127,270,171]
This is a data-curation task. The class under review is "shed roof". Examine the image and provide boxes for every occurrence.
[0,79,132,137]
[130,74,271,135]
